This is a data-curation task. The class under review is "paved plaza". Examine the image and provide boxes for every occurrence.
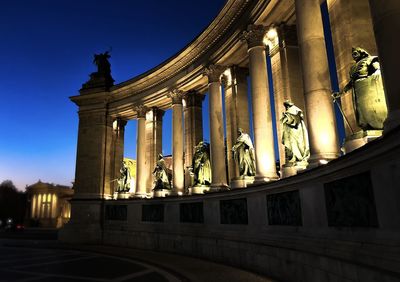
[0,237,273,282]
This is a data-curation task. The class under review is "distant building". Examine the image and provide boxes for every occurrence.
[26,180,73,228]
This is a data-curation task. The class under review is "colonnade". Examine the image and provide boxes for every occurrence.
[72,0,400,199]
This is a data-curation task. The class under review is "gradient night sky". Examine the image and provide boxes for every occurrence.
[0,0,225,190]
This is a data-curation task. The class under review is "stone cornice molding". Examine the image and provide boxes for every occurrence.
[134,105,149,118]
[111,0,251,96]
[167,89,184,105]
[203,64,226,84]
[241,24,267,49]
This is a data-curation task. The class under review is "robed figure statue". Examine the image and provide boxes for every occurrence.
[232,128,256,177]
[281,100,310,166]
[333,47,387,130]
[192,141,212,186]
[117,161,131,193]
[153,154,171,190]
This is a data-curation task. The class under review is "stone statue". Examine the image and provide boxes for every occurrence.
[116,161,131,193]
[153,154,171,190]
[93,51,111,75]
[333,47,387,130]
[281,100,310,166]
[232,128,256,177]
[192,141,212,186]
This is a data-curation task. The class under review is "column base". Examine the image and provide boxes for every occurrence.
[254,174,279,183]
[153,189,171,198]
[188,185,211,194]
[133,193,147,199]
[280,162,308,178]
[383,110,400,134]
[230,176,255,189]
[343,130,382,154]
[308,152,340,168]
[208,184,229,193]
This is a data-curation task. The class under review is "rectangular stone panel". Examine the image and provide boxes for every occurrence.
[220,198,248,225]
[267,190,302,226]
[180,202,204,223]
[142,204,164,222]
[105,205,127,221]
[324,171,378,227]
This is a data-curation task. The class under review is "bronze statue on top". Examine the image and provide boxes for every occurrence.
[81,50,114,91]
[333,47,387,130]
[232,128,256,177]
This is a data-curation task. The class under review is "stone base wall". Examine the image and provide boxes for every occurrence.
[61,128,400,281]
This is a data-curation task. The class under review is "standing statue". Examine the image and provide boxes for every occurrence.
[192,141,212,186]
[153,154,171,190]
[116,161,131,193]
[333,47,387,130]
[280,100,310,166]
[232,128,256,177]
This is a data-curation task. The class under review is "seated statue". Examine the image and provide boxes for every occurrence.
[153,154,171,190]
[116,161,131,193]
[280,100,310,166]
[333,47,387,130]
[232,128,256,177]
[192,141,211,186]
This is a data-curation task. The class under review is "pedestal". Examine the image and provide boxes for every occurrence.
[230,177,255,189]
[344,130,383,153]
[116,192,131,199]
[153,189,171,198]
[281,162,308,178]
[188,185,211,195]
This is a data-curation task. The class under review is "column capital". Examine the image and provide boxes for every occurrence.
[167,89,184,105]
[203,64,226,83]
[183,90,205,107]
[150,107,165,121]
[134,105,148,118]
[241,24,267,49]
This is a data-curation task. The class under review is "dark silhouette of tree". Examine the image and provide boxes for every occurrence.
[0,180,26,224]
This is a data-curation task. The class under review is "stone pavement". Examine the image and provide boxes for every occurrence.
[0,239,275,282]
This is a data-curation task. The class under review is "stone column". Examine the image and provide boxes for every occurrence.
[223,66,251,182]
[134,105,148,197]
[112,119,127,195]
[368,0,400,132]
[183,91,204,188]
[204,65,228,189]
[295,0,340,163]
[73,108,115,199]
[145,107,164,193]
[268,24,306,169]
[242,25,278,181]
[167,90,185,194]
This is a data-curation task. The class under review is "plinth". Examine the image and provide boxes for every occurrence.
[344,130,382,153]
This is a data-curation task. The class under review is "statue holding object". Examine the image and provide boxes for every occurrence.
[152,154,172,190]
[333,47,387,130]
[191,141,212,186]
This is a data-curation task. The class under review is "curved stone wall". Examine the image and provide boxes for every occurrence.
[86,128,400,281]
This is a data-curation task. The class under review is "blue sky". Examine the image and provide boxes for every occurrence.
[0,0,225,190]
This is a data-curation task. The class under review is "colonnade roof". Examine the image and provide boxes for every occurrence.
[71,0,296,120]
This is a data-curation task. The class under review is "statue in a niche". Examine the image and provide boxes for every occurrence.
[192,141,212,186]
[280,100,310,166]
[117,161,131,193]
[152,154,171,190]
[332,47,387,130]
[232,128,256,177]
